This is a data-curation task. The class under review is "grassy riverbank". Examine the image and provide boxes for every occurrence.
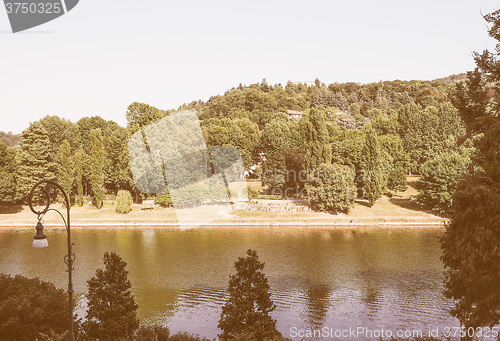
[0,177,448,229]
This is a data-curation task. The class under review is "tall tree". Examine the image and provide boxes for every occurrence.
[218,249,280,341]
[360,125,383,206]
[82,252,139,341]
[0,142,18,203]
[441,9,500,333]
[74,151,84,207]
[57,139,74,202]
[16,122,57,199]
[89,129,105,209]
[302,108,332,171]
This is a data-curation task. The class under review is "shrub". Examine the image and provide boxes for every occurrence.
[155,192,173,207]
[0,274,70,341]
[134,324,169,341]
[116,190,133,214]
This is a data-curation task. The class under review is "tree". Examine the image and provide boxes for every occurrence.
[116,190,132,214]
[378,134,409,194]
[302,108,331,171]
[360,125,382,206]
[0,274,70,341]
[89,129,105,209]
[441,9,500,333]
[0,142,18,203]
[16,122,57,200]
[57,139,74,202]
[218,249,280,341]
[306,163,356,213]
[75,151,84,207]
[417,151,471,212]
[82,252,139,341]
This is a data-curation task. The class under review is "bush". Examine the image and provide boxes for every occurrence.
[155,192,173,207]
[168,332,211,341]
[134,324,169,341]
[0,274,71,341]
[116,190,133,214]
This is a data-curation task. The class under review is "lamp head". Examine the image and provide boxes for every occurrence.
[32,221,48,248]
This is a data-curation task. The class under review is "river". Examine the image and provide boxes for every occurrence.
[0,227,459,340]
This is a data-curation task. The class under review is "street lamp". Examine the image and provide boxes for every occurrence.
[28,180,75,341]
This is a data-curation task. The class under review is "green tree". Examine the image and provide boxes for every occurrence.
[116,190,133,214]
[417,151,471,212]
[306,163,356,213]
[16,122,57,199]
[57,139,74,202]
[82,252,139,341]
[74,151,84,207]
[378,134,409,194]
[360,125,383,206]
[89,129,105,209]
[441,9,500,332]
[0,274,70,341]
[218,249,280,341]
[302,108,331,171]
[0,142,18,203]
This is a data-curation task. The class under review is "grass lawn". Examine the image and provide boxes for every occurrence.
[0,176,447,227]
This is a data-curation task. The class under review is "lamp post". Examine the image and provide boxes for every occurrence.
[28,180,75,341]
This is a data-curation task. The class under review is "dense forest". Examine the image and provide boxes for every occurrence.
[0,72,494,213]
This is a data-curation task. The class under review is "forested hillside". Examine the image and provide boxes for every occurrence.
[0,74,491,213]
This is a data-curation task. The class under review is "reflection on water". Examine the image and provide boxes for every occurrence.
[0,227,458,339]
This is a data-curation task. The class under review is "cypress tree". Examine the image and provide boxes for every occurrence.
[360,125,383,206]
[89,129,105,209]
[0,142,18,203]
[82,252,139,341]
[302,108,331,171]
[16,122,57,199]
[74,151,84,207]
[218,249,280,341]
[57,139,74,202]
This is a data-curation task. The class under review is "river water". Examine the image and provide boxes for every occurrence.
[0,227,459,340]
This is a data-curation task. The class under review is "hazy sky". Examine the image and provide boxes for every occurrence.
[1,0,499,134]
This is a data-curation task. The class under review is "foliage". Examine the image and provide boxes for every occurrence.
[37,329,69,341]
[89,129,105,209]
[416,151,471,212]
[167,332,211,341]
[441,177,500,328]
[0,131,21,147]
[133,325,169,341]
[0,142,18,203]
[16,122,57,200]
[82,252,139,341]
[441,9,500,332]
[74,151,84,207]
[0,274,70,341]
[378,134,410,194]
[397,103,466,172]
[57,139,74,203]
[302,108,332,171]
[219,249,280,341]
[306,163,356,213]
[155,192,173,207]
[360,125,383,206]
[116,190,133,214]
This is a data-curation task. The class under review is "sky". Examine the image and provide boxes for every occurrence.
[0,0,499,134]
